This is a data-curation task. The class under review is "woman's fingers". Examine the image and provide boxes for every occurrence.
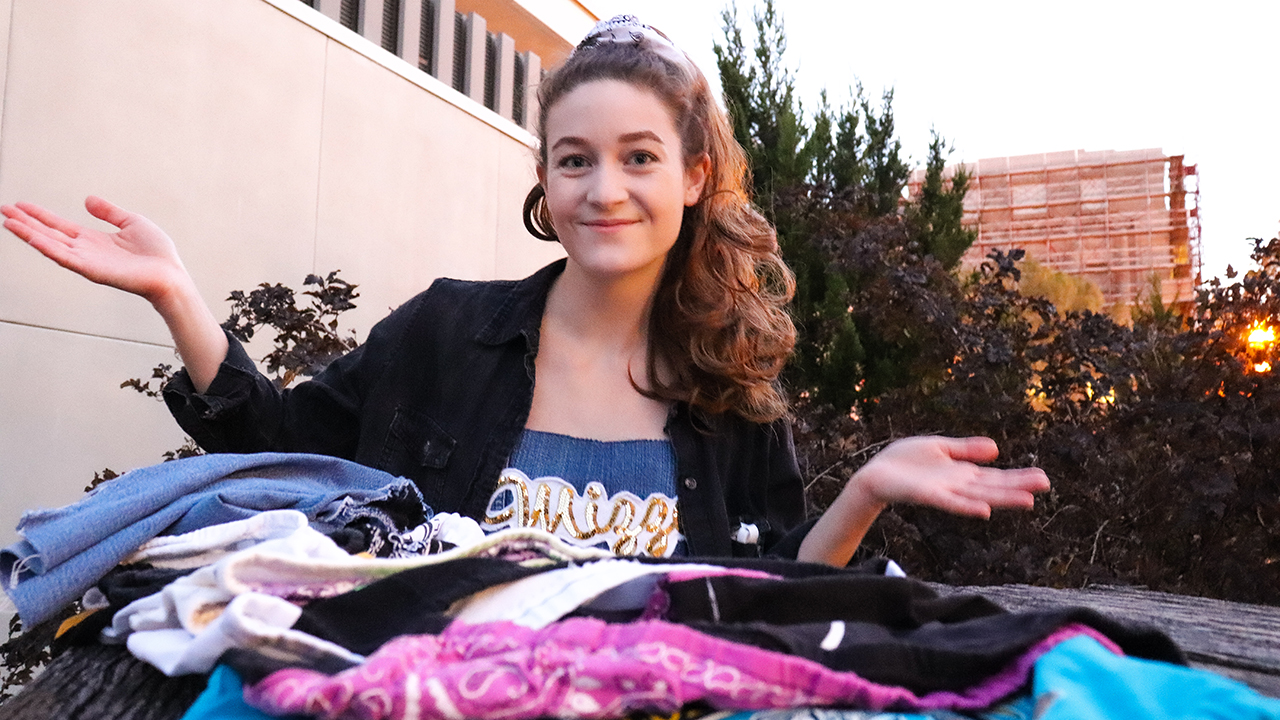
[861,436,1051,518]
[925,490,993,519]
[951,467,1050,512]
[84,195,131,228]
[3,206,74,256]
[941,435,999,464]
[13,201,84,238]
[3,197,192,304]
[918,478,1038,520]
[1006,466,1052,492]
[964,481,1037,509]
[5,215,85,271]
[3,204,54,240]
[2,211,41,244]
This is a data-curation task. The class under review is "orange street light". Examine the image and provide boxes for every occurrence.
[1247,325,1276,349]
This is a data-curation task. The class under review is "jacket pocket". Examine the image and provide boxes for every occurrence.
[380,404,457,503]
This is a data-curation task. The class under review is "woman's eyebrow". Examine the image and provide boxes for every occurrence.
[619,130,663,144]
[550,136,590,153]
[551,131,664,153]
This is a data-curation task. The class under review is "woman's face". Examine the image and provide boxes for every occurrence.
[539,79,708,284]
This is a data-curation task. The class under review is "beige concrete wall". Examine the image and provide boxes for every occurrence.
[0,0,564,546]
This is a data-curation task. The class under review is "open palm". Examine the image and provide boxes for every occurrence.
[858,436,1050,518]
[2,196,186,303]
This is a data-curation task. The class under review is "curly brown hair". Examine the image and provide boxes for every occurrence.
[523,41,796,424]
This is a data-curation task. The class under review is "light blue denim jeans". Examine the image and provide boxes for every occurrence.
[1,452,428,626]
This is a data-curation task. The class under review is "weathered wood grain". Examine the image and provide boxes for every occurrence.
[0,644,204,720]
[933,583,1280,698]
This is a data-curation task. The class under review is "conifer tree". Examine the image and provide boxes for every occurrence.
[806,91,836,188]
[906,130,976,269]
[715,2,973,411]
[715,0,810,209]
[861,90,910,217]
[831,90,867,194]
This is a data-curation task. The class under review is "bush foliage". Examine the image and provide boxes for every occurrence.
[719,2,1279,605]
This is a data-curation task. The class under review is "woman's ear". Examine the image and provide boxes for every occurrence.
[683,153,711,206]
[536,164,546,187]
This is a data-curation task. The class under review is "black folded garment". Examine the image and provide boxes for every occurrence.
[663,571,1184,692]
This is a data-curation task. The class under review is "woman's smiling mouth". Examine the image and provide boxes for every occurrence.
[583,218,640,230]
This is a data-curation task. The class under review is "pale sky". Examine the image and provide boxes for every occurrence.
[584,0,1279,281]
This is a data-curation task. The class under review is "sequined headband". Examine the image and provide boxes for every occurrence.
[573,14,695,75]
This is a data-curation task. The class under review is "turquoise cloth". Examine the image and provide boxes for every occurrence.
[708,695,1035,719]
[1034,635,1280,720]
[180,664,305,720]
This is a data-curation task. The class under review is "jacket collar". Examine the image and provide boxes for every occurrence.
[475,258,567,348]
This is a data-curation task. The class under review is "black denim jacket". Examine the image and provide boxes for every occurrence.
[164,260,810,557]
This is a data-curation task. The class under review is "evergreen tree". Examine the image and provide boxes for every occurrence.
[715,2,973,411]
[713,5,754,169]
[906,130,976,270]
[831,87,866,194]
[861,89,910,217]
[714,0,810,209]
[806,91,836,188]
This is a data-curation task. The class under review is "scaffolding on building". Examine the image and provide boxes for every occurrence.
[912,149,1201,311]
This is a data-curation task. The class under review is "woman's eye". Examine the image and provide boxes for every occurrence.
[629,152,658,166]
[557,155,590,169]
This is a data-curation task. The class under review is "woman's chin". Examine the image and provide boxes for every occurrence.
[564,252,669,285]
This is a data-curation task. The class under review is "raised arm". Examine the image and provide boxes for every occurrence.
[797,436,1051,566]
[3,196,228,391]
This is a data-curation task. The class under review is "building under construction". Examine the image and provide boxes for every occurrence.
[915,148,1201,310]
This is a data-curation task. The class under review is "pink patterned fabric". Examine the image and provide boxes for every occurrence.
[245,618,1118,719]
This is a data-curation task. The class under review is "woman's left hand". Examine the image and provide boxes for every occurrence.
[852,435,1050,519]
[797,435,1050,566]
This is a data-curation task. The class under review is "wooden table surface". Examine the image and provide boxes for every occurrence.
[933,583,1280,697]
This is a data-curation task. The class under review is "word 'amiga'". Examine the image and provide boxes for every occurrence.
[483,469,682,557]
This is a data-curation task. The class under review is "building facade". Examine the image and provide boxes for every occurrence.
[913,149,1201,310]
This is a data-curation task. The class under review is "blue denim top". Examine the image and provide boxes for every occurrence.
[508,429,678,499]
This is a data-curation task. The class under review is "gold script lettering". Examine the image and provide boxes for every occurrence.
[485,470,683,558]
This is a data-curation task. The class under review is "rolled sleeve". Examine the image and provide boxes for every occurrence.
[163,333,282,453]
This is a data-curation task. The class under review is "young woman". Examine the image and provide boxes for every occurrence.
[1,16,1048,566]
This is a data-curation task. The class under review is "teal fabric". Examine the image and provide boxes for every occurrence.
[180,664,306,720]
[707,694,1035,719]
[1034,635,1280,720]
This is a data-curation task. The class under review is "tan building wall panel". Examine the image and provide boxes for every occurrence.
[0,0,13,147]
[310,38,561,331]
[0,323,190,546]
[312,38,500,331]
[0,0,328,346]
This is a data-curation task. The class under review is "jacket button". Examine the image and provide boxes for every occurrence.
[682,477,698,490]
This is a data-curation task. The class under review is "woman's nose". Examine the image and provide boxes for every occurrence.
[587,163,628,206]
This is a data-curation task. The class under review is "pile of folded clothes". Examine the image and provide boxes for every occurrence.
[4,452,1279,720]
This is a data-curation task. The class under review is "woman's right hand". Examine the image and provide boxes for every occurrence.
[2,195,190,303]
[3,196,229,392]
